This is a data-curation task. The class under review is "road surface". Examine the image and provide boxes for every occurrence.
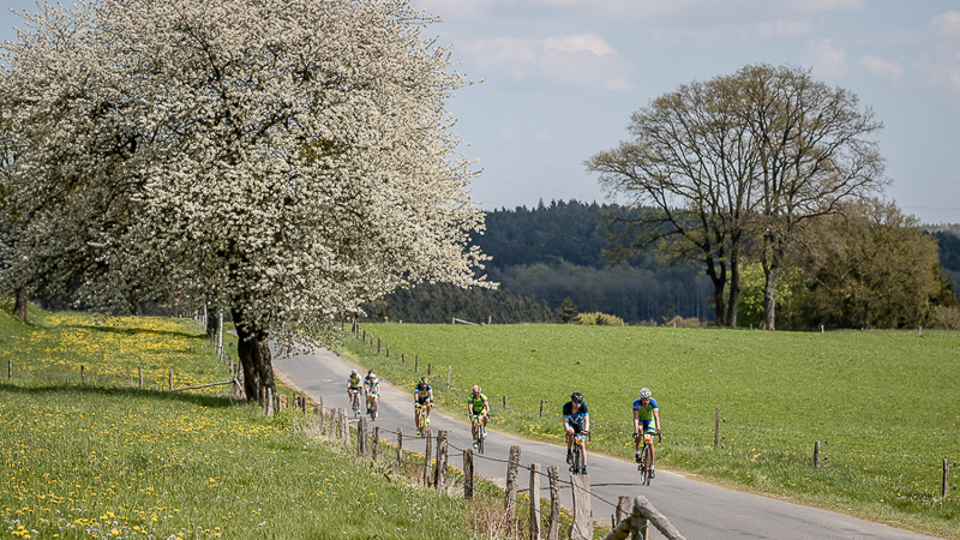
[274,345,939,540]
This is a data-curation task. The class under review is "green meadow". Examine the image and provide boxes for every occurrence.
[342,323,960,539]
[0,306,474,540]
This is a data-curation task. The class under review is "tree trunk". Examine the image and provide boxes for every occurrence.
[758,265,779,330]
[231,307,275,401]
[704,257,729,326]
[14,287,28,322]
[726,242,742,328]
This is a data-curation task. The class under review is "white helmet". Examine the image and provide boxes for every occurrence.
[368,370,376,378]
[638,388,652,399]
[351,369,358,375]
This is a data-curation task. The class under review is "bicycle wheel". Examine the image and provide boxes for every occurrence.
[368,398,377,421]
[476,424,485,455]
[573,444,585,474]
[640,443,651,486]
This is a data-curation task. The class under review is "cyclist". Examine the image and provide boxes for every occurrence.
[563,391,590,473]
[364,369,380,418]
[467,385,490,448]
[414,377,433,435]
[633,387,662,478]
[347,369,362,410]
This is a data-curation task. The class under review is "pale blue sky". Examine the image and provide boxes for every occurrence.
[3,0,959,224]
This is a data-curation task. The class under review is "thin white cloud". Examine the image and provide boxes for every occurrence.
[930,11,960,38]
[461,33,634,91]
[788,0,866,13]
[804,38,848,78]
[860,54,903,81]
[757,19,813,38]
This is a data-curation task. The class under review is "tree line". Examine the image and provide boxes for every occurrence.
[366,199,960,330]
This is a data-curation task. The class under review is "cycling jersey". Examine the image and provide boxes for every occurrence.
[562,401,589,428]
[347,374,362,390]
[633,397,659,433]
[365,376,379,395]
[414,383,433,404]
[467,393,488,415]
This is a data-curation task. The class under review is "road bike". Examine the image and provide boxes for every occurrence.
[470,414,487,454]
[569,431,589,475]
[366,392,378,421]
[638,431,662,486]
[415,402,432,435]
[349,389,361,417]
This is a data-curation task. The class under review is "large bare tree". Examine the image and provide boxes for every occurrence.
[0,0,490,399]
[587,64,884,328]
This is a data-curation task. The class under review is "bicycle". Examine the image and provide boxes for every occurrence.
[415,402,432,435]
[367,393,378,421]
[637,431,662,486]
[470,414,487,454]
[349,390,361,417]
[569,431,589,475]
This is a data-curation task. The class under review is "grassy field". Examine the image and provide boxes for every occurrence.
[342,322,960,539]
[0,305,475,540]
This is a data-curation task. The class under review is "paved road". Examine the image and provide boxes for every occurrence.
[274,345,939,540]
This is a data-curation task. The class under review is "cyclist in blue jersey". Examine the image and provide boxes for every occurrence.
[563,391,590,472]
[633,387,662,478]
[364,370,380,418]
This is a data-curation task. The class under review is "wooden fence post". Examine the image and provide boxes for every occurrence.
[714,407,720,450]
[540,400,545,418]
[396,427,404,473]
[547,465,560,540]
[503,395,508,408]
[318,397,326,435]
[168,369,172,390]
[81,364,85,384]
[434,430,448,492]
[463,448,474,499]
[427,363,432,376]
[505,445,521,523]
[338,408,349,446]
[616,496,631,524]
[530,463,542,540]
[569,473,592,540]
[7,359,11,381]
[138,366,143,389]
[358,417,368,458]
[377,338,381,354]
[446,366,452,389]
[372,426,380,462]
[944,459,951,500]
[814,441,821,469]
[423,429,433,486]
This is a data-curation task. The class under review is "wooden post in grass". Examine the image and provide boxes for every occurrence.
[530,463,542,540]
[313,405,319,432]
[540,400,545,418]
[377,338,381,354]
[427,363,432,376]
[266,388,274,417]
[944,459,950,499]
[278,394,287,411]
[396,427,404,473]
[386,346,390,359]
[358,417,367,458]
[338,408,349,446]
[318,397,326,435]
[81,364,85,384]
[547,465,560,540]
[616,496,631,523]
[423,429,433,486]
[372,426,380,462]
[505,445,521,523]
[7,359,10,380]
[503,395,508,409]
[362,329,366,343]
[138,366,143,389]
[446,366,451,389]
[435,430,448,492]
[814,441,821,469]
[168,369,173,391]
[714,407,720,450]
[463,448,474,499]
[569,473,592,540]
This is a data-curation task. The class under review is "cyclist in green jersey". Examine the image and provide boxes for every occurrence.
[632,387,662,478]
[467,385,490,448]
[347,369,362,410]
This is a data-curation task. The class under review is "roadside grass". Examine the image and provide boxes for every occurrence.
[0,305,473,540]
[342,323,960,539]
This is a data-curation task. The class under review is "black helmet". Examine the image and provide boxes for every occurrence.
[571,391,583,403]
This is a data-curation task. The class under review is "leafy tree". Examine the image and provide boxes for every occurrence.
[792,200,945,329]
[587,64,885,329]
[559,297,579,323]
[0,0,488,399]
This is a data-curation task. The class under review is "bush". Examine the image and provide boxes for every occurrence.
[928,305,960,330]
[573,312,625,326]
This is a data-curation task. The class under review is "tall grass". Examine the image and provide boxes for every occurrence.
[0,305,473,540]
[343,323,960,539]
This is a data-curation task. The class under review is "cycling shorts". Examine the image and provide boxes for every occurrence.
[569,423,586,434]
[639,419,656,434]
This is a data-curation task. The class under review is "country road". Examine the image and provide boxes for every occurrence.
[273,345,939,540]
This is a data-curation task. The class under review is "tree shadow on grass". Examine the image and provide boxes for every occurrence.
[0,382,245,409]
[62,324,204,341]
